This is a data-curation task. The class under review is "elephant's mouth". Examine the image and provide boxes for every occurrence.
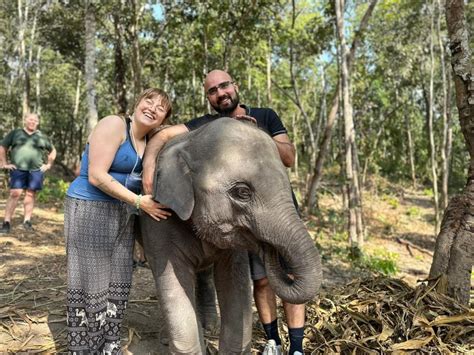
[260,243,294,286]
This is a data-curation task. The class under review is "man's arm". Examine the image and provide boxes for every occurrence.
[0,145,16,170]
[40,147,57,172]
[142,124,189,194]
[272,133,296,168]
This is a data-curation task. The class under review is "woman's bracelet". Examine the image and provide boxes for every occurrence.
[135,194,142,210]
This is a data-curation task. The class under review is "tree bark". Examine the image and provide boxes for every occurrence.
[427,2,440,233]
[266,36,272,106]
[34,46,42,115]
[18,0,30,119]
[429,0,474,305]
[130,0,144,100]
[113,9,127,115]
[405,107,417,188]
[85,0,98,134]
[305,0,378,213]
[437,0,453,211]
[336,0,361,251]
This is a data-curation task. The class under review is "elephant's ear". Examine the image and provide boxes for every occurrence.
[153,143,194,220]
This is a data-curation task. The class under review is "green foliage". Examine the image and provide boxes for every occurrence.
[37,177,70,204]
[406,206,421,217]
[357,249,399,276]
[382,194,399,209]
[423,188,434,198]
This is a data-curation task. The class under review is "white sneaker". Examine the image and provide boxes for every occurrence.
[293,352,303,355]
[262,339,282,355]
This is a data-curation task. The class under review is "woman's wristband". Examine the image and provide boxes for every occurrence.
[135,194,142,210]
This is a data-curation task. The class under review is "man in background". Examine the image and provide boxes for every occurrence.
[0,113,56,233]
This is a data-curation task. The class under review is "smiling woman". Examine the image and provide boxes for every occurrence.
[63,88,172,354]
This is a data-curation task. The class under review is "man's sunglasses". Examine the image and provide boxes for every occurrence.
[207,81,234,96]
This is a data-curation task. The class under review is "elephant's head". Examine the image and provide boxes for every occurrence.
[153,117,322,304]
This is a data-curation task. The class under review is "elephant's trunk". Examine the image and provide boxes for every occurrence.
[257,204,322,304]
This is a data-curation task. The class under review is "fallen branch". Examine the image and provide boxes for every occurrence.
[396,237,433,256]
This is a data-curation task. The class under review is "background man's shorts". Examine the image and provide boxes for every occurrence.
[10,169,44,191]
[249,252,292,281]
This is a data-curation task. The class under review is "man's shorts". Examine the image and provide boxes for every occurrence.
[10,169,44,191]
[249,252,292,281]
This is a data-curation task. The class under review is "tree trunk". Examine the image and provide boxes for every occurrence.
[336,0,360,251]
[130,0,144,99]
[429,0,474,306]
[405,107,417,188]
[85,0,98,134]
[113,10,127,114]
[266,36,272,106]
[72,70,82,170]
[305,0,378,213]
[438,0,453,211]
[34,46,42,115]
[18,0,30,119]
[362,112,384,184]
[427,3,440,233]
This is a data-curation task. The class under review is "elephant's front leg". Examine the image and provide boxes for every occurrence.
[141,215,205,354]
[214,251,253,354]
[155,262,205,354]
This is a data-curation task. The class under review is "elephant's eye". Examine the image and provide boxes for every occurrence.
[229,183,252,202]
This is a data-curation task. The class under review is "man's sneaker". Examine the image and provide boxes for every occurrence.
[23,220,34,231]
[262,339,282,355]
[0,222,10,234]
[293,352,303,355]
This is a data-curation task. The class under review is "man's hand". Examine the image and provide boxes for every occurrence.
[2,163,16,171]
[233,115,257,125]
[40,163,52,172]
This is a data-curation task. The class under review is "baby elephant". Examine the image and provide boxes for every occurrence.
[141,118,322,354]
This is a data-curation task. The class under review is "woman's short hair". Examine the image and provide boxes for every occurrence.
[134,88,172,123]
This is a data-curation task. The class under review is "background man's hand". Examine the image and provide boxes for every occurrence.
[233,115,257,125]
[40,163,52,172]
[2,164,16,171]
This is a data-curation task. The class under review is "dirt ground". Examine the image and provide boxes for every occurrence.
[0,181,457,354]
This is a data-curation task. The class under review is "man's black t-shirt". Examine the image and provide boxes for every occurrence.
[184,105,288,137]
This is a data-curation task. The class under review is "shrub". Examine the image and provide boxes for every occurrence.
[357,249,399,276]
[37,176,70,203]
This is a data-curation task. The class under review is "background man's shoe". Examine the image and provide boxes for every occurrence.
[262,339,282,355]
[0,222,10,234]
[23,220,34,231]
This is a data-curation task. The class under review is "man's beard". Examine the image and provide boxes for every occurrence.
[212,92,240,116]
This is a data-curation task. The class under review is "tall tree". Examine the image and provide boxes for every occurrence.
[426,1,440,233]
[305,0,378,213]
[18,0,30,119]
[84,0,98,134]
[429,0,473,305]
[437,0,453,211]
[336,0,364,251]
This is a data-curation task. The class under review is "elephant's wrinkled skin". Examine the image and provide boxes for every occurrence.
[141,118,322,354]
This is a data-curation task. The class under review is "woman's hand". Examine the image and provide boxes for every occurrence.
[139,194,172,221]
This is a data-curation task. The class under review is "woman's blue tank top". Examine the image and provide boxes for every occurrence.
[67,120,143,201]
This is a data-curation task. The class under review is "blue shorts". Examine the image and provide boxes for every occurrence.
[10,169,45,191]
